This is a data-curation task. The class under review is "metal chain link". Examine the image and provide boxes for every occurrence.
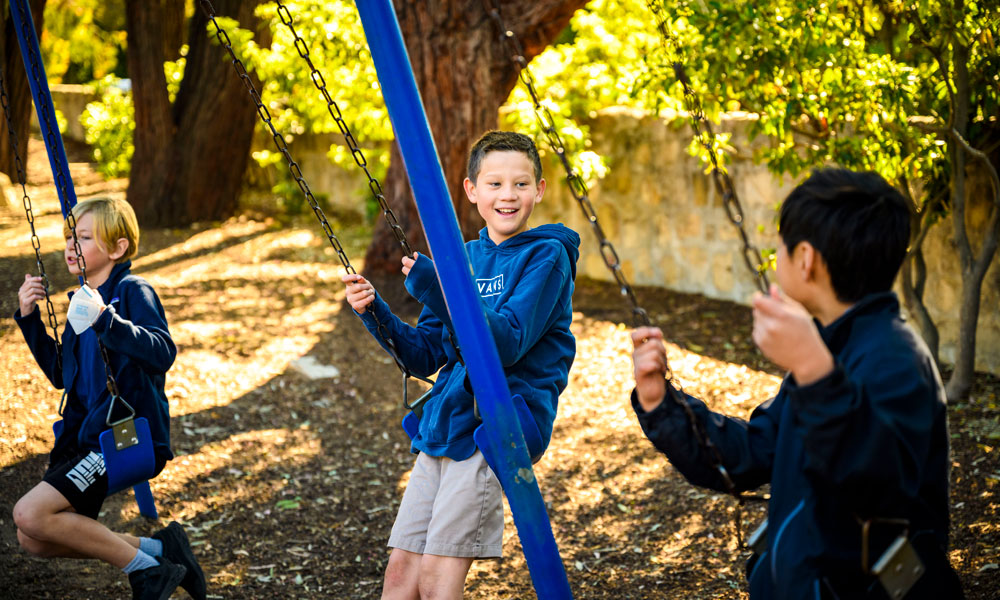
[274,1,413,257]
[481,0,650,329]
[196,0,427,391]
[645,0,769,294]
[0,61,62,371]
[13,0,121,399]
[482,0,763,548]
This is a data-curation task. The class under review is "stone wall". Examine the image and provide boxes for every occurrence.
[44,84,98,142]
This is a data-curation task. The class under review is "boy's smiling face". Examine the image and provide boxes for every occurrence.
[464,150,545,245]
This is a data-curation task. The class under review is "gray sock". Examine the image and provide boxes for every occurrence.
[122,549,159,574]
[139,537,163,557]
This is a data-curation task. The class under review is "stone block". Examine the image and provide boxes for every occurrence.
[712,252,734,295]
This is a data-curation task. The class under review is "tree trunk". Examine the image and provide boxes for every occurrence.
[126,0,266,227]
[898,181,941,364]
[901,244,940,363]
[943,39,1000,402]
[0,0,46,182]
[160,0,185,62]
[363,0,587,275]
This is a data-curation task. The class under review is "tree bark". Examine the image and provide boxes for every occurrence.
[126,0,266,227]
[897,179,941,363]
[362,0,587,275]
[0,0,46,183]
[160,0,185,62]
[943,38,1000,402]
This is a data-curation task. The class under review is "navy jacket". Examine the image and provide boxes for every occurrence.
[360,224,580,461]
[632,293,961,599]
[15,261,176,467]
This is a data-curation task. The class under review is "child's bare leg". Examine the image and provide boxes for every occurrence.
[418,554,473,600]
[382,548,421,600]
[13,482,138,568]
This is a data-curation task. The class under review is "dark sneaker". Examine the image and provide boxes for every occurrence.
[129,556,186,600]
[153,521,207,600]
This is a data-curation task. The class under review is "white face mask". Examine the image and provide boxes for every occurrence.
[67,284,105,334]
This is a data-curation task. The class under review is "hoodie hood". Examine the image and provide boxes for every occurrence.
[478,223,581,279]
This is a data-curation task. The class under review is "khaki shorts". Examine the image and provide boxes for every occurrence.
[388,450,503,558]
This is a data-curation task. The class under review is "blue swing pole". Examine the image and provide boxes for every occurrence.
[8,0,78,217]
[354,2,573,598]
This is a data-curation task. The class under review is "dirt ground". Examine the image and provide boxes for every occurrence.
[0,139,997,599]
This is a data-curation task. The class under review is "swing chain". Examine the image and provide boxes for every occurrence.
[197,0,422,391]
[645,0,770,294]
[481,0,649,329]
[0,62,62,369]
[273,1,413,258]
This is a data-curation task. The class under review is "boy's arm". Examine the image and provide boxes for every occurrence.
[92,279,176,374]
[13,307,64,388]
[788,357,940,507]
[405,248,573,366]
[632,327,778,492]
[632,388,780,493]
[357,290,449,377]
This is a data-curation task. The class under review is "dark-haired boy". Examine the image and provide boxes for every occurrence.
[631,169,962,599]
[343,130,579,599]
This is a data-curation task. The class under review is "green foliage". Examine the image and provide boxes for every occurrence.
[42,0,126,84]
[82,77,133,178]
[518,0,999,211]
[81,57,186,178]
[215,2,391,214]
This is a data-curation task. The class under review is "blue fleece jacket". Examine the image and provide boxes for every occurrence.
[15,261,176,468]
[359,224,580,461]
[632,293,961,599]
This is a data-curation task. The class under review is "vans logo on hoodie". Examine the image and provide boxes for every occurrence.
[477,274,504,297]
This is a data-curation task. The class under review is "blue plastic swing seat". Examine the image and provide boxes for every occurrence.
[52,418,159,519]
[401,394,544,479]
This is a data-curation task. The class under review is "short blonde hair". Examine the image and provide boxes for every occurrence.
[63,197,140,263]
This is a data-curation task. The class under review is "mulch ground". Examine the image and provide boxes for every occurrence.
[0,139,997,599]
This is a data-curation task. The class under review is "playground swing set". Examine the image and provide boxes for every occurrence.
[5,0,918,597]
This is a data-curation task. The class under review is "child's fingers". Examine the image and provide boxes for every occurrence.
[341,273,367,285]
[631,326,663,348]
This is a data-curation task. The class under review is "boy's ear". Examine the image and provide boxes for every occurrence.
[463,177,477,203]
[795,241,822,282]
[109,237,129,261]
[534,177,546,202]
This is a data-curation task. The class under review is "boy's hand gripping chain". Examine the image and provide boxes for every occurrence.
[482,0,763,547]
[197,1,433,405]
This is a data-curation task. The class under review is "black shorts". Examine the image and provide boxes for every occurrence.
[43,448,109,519]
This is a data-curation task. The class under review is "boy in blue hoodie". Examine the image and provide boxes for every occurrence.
[13,197,206,600]
[343,130,579,599]
[631,169,962,599]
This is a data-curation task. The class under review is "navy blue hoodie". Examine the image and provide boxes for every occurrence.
[15,261,176,468]
[632,293,961,599]
[360,224,580,461]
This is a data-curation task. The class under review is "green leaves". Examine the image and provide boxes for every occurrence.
[517,0,998,211]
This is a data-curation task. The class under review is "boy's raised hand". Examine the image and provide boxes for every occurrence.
[17,274,46,316]
[631,326,668,412]
[752,284,833,386]
[401,252,419,277]
[342,273,376,314]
